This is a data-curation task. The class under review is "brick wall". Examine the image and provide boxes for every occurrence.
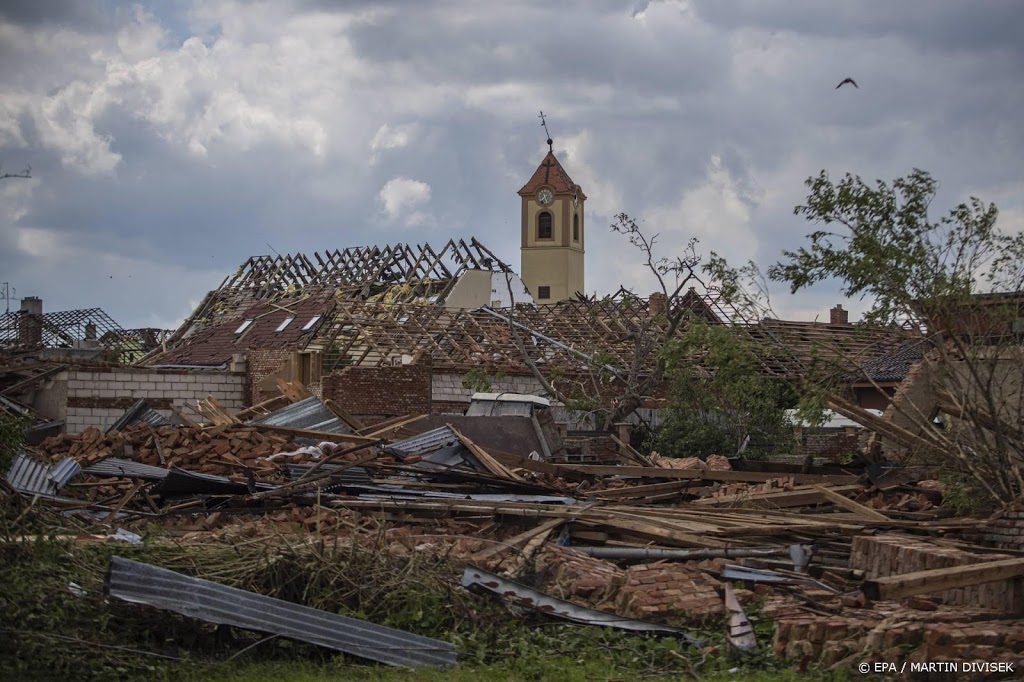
[323,363,431,418]
[851,534,1023,612]
[247,348,291,405]
[796,427,863,461]
[959,502,1024,551]
[432,372,545,406]
[57,367,245,433]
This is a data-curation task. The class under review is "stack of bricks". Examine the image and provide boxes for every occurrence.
[534,545,626,610]
[851,534,1023,612]
[615,562,724,621]
[959,501,1024,551]
[767,596,1024,674]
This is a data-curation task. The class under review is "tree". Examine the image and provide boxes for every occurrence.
[712,168,1024,507]
[500,214,710,432]
[655,319,797,459]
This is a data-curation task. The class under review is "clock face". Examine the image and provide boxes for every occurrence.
[536,188,554,206]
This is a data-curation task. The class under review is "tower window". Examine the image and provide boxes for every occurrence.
[537,211,552,240]
[537,286,551,300]
[573,214,579,242]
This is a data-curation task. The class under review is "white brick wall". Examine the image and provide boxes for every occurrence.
[62,369,246,433]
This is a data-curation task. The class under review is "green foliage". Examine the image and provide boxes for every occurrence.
[0,412,30,473]
[655,321,796,459]
[771,168,1020,325]
[940,474,998,517]
[461,368,493,393]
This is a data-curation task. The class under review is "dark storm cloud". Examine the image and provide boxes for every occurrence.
[691,0,1024,56]
[0,0,1021,327]
[0,0,109,29]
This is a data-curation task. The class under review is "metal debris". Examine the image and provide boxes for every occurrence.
[461,566,703,647]
[723,584,756,652]
[105,557,457,668]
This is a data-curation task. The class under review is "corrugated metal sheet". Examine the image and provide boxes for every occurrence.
[5,451,53,495]
[48,457,82,489]
[4,452,80,496]
[462,567,703,646]
[105,557,456,668]
[107,399,172,433]
[247,396,351,434]
[85,457,171,480]
[387,427,458,456]
[153,468,277,496]
[284,464,372,486]
[466,401,532,418]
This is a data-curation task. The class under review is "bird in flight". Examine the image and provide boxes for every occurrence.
[835,77,858,89]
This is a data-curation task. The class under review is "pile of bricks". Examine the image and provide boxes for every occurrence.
[41,424,310,477]
[534,545,626,609]
[767,596,1024,675]
[648,454,731,470]
[615,562,724,621]
[851,534,1023,612]
[960,501,1024,551]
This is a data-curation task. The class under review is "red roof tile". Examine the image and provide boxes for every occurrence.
[518,151,586,199]
[147,295,335,366]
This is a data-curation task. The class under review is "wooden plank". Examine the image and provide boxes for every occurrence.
[862,557,1024,601]
[322,399,366,431]
[362,414,427,438]
[449,425,523,481]
[693,485,864,509]
[470,517,566,562]
[104,480,145,524]
[554,464,859,485]
[249,423,383,444]
[592,480,696,500]
[811,485,891,522]
[234,395,291,421]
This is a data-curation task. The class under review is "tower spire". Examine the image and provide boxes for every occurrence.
[538,110,552,151]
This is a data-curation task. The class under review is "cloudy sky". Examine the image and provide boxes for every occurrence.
[1,0,1022,330]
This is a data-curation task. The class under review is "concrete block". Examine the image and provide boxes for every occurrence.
[75,372,94,381]
[98,389,116,398]
[114,372,134,382]
[138,382,157,391]
[171,382,189,391]
[150,374,166,384]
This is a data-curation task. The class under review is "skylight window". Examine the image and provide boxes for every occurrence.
[301,315,322,332]
[234,320,254,335]
[275,317,295,332]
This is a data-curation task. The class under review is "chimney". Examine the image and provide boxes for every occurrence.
[830,304,849,325]
[649,292,667,316]
[84,322,97,340]
[17,296,43,347]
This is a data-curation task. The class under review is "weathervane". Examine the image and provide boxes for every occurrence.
[538,110,553,151]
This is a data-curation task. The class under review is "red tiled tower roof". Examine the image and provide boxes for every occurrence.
[518,151,587,199]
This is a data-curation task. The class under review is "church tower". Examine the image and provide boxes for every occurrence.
[518,140,586,304]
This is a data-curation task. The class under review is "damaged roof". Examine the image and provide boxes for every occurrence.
[149,239,512,364]
[145,294,335,366]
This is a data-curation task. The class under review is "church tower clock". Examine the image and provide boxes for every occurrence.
[518,138,586,304]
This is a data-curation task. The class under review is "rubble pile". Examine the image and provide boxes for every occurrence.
[5,391,1024,676]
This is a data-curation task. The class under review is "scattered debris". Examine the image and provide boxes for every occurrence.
[461,566,704,646]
